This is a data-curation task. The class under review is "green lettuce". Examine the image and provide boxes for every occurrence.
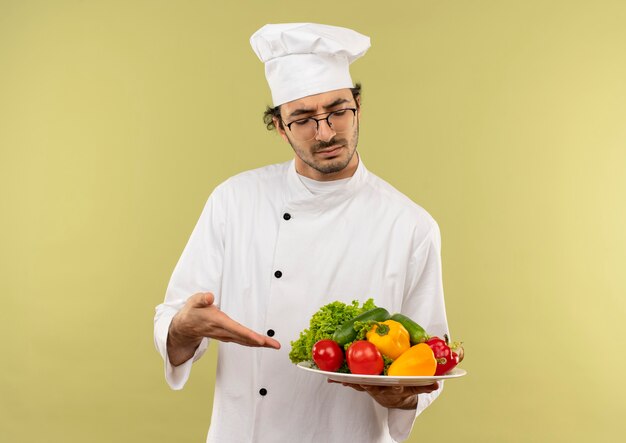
[289,298,377,364]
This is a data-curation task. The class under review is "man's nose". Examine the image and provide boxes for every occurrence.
[315,119,336,142]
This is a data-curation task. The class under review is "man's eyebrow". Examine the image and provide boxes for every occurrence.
[288,107,316,118]
[322,98,350,110]
[287,98,351,118]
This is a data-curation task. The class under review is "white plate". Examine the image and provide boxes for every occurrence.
[297,361,467,386]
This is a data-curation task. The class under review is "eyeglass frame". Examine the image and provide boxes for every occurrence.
[281,108,358,141]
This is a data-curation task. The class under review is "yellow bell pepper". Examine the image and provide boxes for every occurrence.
[387,343,437,376]
[366,320,410,360]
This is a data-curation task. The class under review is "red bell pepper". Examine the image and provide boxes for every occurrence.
[426,334,464,375]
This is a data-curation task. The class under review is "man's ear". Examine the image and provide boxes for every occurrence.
[356,95,362,119]
[273,116,290,143]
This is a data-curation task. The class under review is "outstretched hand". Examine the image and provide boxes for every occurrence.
[167,292,281,366]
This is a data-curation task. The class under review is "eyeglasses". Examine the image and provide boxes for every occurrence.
[282,108,357,141]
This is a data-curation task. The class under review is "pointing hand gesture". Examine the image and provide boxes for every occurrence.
[167,292,280,366]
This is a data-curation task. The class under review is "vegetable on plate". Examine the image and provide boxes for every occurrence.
[387,343,437,376]
[346,340,384,375]
[289,299,377,367]
[426,334,464,376]
[290,298,465,377]
[390,313,429,344]
[365,320,410,360]
[311,339,344,372]
[332,307,390,346]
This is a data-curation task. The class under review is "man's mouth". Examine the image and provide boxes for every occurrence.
[315,145,344,157]
[314,139,346,155]
[316,144,342,153]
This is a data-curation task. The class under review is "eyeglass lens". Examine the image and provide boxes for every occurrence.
[289,109,355,141]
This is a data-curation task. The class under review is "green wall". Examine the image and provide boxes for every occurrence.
[1,1,625,441]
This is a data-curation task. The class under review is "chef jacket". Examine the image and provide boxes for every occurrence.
[154,156,449,443]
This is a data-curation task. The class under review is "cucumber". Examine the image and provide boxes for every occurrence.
[332,307,391,346]
[390,313,429,344]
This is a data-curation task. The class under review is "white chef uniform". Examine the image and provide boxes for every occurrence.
[154,156,449,442]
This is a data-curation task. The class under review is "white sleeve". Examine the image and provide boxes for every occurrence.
[388,221,449,442]
[153,184,227,390]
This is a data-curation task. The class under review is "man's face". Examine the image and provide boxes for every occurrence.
[274,89,361,181]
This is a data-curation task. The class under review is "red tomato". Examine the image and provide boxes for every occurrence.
[346,340,384,375]
[312,339,344,372]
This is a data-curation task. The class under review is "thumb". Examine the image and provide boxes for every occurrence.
[190,292,215,308]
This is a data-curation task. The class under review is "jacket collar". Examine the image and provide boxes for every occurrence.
[285,152,369,211]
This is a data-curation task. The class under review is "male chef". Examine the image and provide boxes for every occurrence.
[154,23,449,442]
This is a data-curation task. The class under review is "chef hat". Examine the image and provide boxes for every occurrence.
[250,23,371,106]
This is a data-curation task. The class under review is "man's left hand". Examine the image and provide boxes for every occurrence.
[328,380,439,409]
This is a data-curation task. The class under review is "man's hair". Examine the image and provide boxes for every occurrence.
[263,83,362,131]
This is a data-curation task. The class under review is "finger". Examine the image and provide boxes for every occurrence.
[190,292,215,308]
[212,324,264,346]
[216,316,265,343]
[416,381,439,392]
[231,333,281,349]
[359,385,387,395]
[203,292,215,306]
[361,385,420,396]
[339,382,366,391]
[252,333,281,349]
[212,315,281,349]
[418,381,439,393]
[401,382,439,395]
[261,336,281,349]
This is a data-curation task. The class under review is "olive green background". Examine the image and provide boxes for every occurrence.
[1,1,625,442]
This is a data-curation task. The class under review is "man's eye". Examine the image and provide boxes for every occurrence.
[332,110,347,116]
[292,119,312,126]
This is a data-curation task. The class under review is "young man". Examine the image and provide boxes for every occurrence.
[154,23,449,442]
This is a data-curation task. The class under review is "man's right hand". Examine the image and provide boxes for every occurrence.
[167,292,281,366]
